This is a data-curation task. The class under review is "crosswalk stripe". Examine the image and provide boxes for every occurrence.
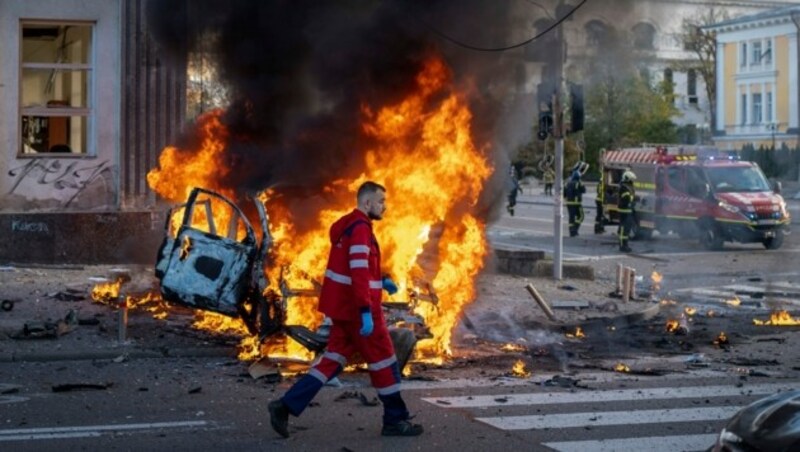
[543,433,718,452]
[422,383,793,408]
[476,406,739,430]
[0,421,209,442]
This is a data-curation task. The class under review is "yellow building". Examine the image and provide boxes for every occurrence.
[710,6,800,150]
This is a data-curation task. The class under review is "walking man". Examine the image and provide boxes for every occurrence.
[268,181,423,438]
[564,170,585,237]
[618,170,636,252]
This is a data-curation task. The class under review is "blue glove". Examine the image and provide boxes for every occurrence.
[382,276,398,295]
[359,308,374,337]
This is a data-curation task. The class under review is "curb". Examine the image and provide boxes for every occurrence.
[540,302,661,333]
[0,346,237,363]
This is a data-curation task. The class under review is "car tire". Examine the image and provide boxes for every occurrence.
[763,230,784,250]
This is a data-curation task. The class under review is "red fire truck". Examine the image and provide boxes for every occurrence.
[600,145,791,250]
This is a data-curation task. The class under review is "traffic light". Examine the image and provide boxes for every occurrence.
[569,82,584,133]
[538,113,553,141]
[537,82,554,140]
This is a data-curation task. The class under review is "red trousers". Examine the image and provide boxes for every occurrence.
[280,313,409,424]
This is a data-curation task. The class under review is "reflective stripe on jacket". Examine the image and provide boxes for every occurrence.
[318,209,384,321]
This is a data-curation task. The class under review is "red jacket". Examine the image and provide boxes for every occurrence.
[318,209,384,320]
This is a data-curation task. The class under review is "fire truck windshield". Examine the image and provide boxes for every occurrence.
[705,166,771,193]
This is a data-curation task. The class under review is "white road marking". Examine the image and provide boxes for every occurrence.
[476,406,739,430]
[544,433,718,452]
[422,383,793,408]
[0,420,209,442]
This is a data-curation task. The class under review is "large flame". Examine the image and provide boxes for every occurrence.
[146,55,492,362]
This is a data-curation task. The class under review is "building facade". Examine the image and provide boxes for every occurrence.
[0,0,185,263]
[709,6,800,150]
[506,0,799,143]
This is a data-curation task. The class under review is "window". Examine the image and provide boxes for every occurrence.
[740,94,747,125]
[585,20,608,46]
[667,167,684,193]
[664,68,673,84]
[740,42,747,67]
[752,93,762,124]
[764,39,772,65]
[766,92,773,123]
[20,22,93,155]
[687,69,697,104]
[632,22,655,50]
[751,41,762,66]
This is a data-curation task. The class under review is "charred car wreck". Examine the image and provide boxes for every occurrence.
[154,187,421,368]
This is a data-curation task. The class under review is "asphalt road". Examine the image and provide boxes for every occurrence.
[1,195,798,451]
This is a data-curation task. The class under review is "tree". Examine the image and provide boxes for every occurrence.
[581,27,678,168]
[679,8,729,133]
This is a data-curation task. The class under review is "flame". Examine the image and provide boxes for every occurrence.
[651,271,662,292]
[707,310,716,317]
[614,362,630,373]
[91,278,123,302]
[684,307,697,316]
[713,331,729,347]
[753,310,800,326]
[665,319,680,333]
[501,343,527,353]
[726,297,741,307]
[511,359,531,377]
[146,55,491,362]
[566,326,585,339]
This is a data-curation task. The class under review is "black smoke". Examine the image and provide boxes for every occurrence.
[146,0,534,227]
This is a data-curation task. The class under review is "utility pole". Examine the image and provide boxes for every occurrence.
[552,17,565,280]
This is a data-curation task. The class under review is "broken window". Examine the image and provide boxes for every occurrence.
[20,22,93,155]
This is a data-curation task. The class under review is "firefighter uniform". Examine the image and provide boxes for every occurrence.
[280,209,410,425]
[618,176,636,253]
[594,177,606,234]
[564,172,585,237]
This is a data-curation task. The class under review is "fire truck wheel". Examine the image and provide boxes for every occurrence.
[700,223,724,251]
[763,230,784,250]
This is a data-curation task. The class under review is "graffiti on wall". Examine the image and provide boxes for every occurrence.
[7,158,114,207]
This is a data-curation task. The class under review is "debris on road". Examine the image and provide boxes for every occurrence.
[52,382,113,392]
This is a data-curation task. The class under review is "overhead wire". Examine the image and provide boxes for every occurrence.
[413,0,589,52]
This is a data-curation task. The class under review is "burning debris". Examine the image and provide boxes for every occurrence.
[753,310,800,326]
[565,327,585,339]
[510,359,532,378]
[713,332,730,348]
[500,343,527,353]
[726,297,742,307]
[613,362,631,373]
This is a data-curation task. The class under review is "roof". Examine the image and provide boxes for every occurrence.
[705,5,800,31]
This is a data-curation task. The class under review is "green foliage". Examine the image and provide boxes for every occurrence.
[740,144,800,180]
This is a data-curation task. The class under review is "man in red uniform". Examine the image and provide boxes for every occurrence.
[268,181,423,438]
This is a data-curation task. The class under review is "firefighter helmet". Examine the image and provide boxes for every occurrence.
[621,170,636,183]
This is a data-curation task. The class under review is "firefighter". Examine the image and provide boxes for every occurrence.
[542,166,555,196]
[618,170,636,253]
[506,166,523,216]
[594,175,606,234]
[268,181,423,438]
[564,170,585,237]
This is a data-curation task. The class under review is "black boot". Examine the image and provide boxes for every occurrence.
[382,420,424,436]
[268,400,290,438]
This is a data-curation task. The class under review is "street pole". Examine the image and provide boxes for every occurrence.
[552,20,565,280]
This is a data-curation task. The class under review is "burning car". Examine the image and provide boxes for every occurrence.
[154,187,420,367]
